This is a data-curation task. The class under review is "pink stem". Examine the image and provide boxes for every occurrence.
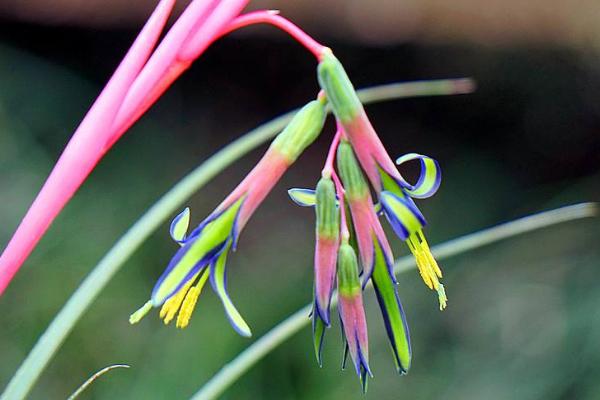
[220,10,326,60]
[322,128,342,177]
[110,0,252,139]
[322,124,349,241]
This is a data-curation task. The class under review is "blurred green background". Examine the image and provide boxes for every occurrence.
[1,1,600,399]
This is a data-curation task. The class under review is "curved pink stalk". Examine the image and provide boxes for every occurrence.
[221,10,326,60]
[0,0,251,295]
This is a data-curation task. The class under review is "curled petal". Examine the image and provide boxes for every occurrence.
[380,191,426,241]
[169,207,190,244]
[209,241,252,337]
[372,241,412,373]
[288,188,317,207]
[395,153,442,199]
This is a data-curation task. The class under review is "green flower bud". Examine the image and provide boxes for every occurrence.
[337,243,361,297]
[336,141,369,200]
[317,50,363,123]
[271,97,327,162]
[315,177,339,239]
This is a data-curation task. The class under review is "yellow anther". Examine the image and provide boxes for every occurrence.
[418,230,442,278]
[160,273,199,324]
[176,287,200,329]
[129,301,153,324]
[407,230,448,310]
[176,272,210,329]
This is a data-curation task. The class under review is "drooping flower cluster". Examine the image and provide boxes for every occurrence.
[129,47,446,389]
[288,49,446,389]
[0,0,457,391]
[318,49,447,310]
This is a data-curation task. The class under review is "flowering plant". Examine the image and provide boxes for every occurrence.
[0,1,473,393]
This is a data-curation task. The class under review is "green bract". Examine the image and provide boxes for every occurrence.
[271,98,327,162]
[337,243,361,297]
[317,50,362,123]
[336,141,369,200]
[315,177,339,239]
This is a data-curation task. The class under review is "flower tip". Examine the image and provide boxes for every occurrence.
[437,284,448,311]
[314,301,331,327]
[238,325,253,338]
[129,300,153,325]
[170,207,191,243]
[361,367,371,394]
[312,306,328,366]
[288,188,316,207]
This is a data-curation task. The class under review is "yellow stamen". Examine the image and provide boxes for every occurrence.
[176,271,210,329]
[129,300,153,324]
[407,230,448,310]
[160,272,199,324]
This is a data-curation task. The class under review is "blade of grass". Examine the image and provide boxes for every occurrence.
[0,79,474,400]
[190,203,597,400]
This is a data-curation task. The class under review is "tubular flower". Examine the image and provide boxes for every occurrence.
[336,141,412,373]
[288,176,340,365]
[290,176,340,364]
[289,185,337,367]
[289,139,414,378]
[311,177,340,326]
[336,141,393,283]
[130,96,327,335]
[337,243,371,392]
[318,49,447,310]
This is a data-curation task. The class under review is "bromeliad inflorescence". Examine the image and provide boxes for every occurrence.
[129,31,450,391]
[286,49,448,389]
[0,1,463,392]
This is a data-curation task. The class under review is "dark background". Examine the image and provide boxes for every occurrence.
[1,1,599,399]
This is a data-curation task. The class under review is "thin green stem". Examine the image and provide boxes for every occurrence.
[67,364,130,400]
[190,203,597,400]
[0,79,474,400]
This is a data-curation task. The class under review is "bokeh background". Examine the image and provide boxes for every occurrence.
[1,1,600,399]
